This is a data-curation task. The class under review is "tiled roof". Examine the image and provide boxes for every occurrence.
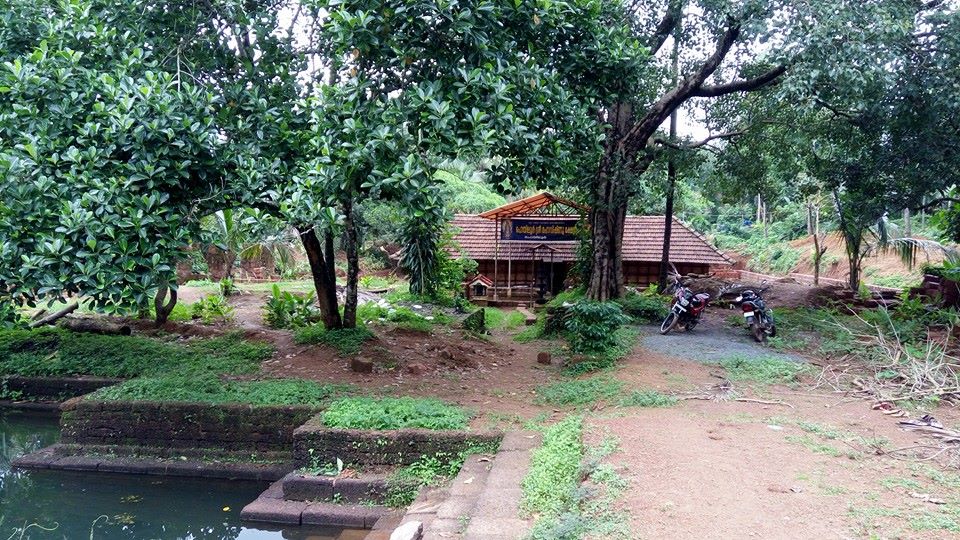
[477,192,587,219]
[449,214,732,266]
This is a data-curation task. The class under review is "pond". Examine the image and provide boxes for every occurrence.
[0,410,360,540]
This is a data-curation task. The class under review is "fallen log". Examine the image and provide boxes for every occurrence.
[28,302,79,328]
[59,317,132,336]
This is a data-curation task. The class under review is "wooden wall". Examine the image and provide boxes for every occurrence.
[473,259,711,289]
[623,262,710,287]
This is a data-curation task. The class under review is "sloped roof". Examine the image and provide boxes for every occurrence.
[449,214,732,266]
[478,192,587,219]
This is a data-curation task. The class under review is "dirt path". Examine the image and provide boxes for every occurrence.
[595,346,960,540]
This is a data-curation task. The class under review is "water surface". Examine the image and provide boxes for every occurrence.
[1,410,357,539]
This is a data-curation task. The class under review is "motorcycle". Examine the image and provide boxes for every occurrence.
[734,287,777,343]
[659,282,711,335]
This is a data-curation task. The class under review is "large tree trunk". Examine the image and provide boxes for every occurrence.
[586,103,634,301]
[299,227,343,329]
[61,318,131,335]
[341,200,360,329]
[587,178,628,301]
[154,285,177,326]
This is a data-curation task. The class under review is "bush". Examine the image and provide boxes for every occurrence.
[294,325,374,355]
[191,294,234,324]
[562,301,629,355]
[561,328,638,376]
[534,376,623,406]
[219,277,236,296]
[263,284,320,329]
[322,396,470,430]
[616,289,669,323]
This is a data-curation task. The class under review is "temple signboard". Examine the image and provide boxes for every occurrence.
[504,218,578,241]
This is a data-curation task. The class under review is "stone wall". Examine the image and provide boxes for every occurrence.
[293,416,501,467]
[61,400,320,453]
[2,375,122,401]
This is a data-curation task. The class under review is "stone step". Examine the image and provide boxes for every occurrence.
[241,477,390,529]
[282,471,392,504]
[370,449,496,540]
[373,431,541,540]
[516,307,538,326]
[13,444,292,481]
[461,431,540,540]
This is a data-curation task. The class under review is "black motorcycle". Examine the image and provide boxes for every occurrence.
[734,287,777,343]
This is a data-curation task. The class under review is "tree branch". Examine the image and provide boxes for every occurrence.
[620,19,742,154]
[646,0,683,57]
[654,129,748,150]
[690,65,787,97]
[916,197,960,211]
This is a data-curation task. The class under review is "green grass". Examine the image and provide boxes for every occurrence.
[514,316,548,343]
[384,440,501,507]
[524,418,632,539]
[617,389,677,408]
[322,397,470,430]
[484,308,527,330]
[0,329,270,378]
[94,376,354,406]
[719,355,808,385]
[294,325,374,355]
[534,376,623,406]
[521,415,584,518]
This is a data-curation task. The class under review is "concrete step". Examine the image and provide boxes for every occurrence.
[461,431,540,540]
[282,471,392,504]
[372,431,541,540]
[241,477,390,529]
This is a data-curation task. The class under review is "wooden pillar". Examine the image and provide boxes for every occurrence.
[507,246,512,297]
[494,217,500,301]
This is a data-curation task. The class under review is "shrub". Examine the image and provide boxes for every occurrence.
[322,396,470,430]
[616,290,669,323]
[294,325,374,355]
[263,284,321,329]
[191,294,234,324]
[219,277,236,296]
[534,376,623,406]
[561,328,638,376]
[562,301,629,355]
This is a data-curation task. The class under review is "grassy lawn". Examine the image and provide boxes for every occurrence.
[0,328,269,378]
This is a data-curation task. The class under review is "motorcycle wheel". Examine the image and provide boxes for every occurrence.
[751,322,766,343]
[767,323,777,338]
[685,319,698,331]
[660,312,678,335]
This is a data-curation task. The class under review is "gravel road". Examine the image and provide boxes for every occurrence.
[639,309,802,364]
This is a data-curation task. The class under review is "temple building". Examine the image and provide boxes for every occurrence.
[449,192,731,305]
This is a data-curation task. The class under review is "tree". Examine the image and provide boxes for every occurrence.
[705,0,960,290]
[271,0,643,328]
[0,1,223,321]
